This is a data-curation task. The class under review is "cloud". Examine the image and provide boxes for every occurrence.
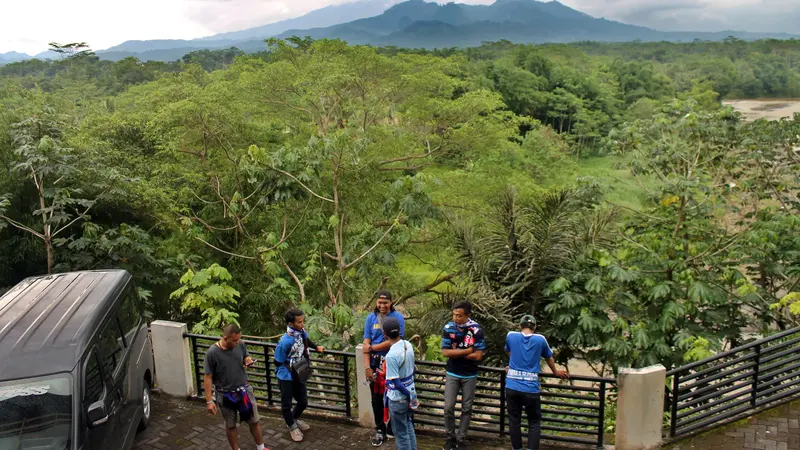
[1,0,799,55]
[559,0,800,33]
[0,0,210,54]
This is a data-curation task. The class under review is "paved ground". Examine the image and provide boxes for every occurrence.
[134,394,569,450]
[665,401,800,450]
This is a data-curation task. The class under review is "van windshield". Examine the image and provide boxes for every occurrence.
[0,374,72,450]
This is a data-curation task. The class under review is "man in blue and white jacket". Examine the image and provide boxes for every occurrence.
[274,308,324,443]
[505,315,568,450]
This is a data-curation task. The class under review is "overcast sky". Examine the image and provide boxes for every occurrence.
[1,0,798,55]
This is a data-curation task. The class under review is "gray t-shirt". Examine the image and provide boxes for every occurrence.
[203,342,249,392]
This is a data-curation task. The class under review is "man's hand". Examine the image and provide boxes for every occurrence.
[316,346,325,353]
[243,356,254,367]
[363,343,372,354]
[554,369,569,379]
[206,401,217,415]
[366,368,374,380]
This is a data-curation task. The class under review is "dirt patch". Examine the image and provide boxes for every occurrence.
[723,99,800,121]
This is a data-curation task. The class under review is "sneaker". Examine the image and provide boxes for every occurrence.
[442,439,455,450]
[295,419,311,431]
[371,432,386,447]
[386,430,395,439]
[289,428,304,442]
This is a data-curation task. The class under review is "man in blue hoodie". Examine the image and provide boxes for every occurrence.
[505,315,568,450]
[274,308,324,443]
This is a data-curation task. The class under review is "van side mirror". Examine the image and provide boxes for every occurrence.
[87,401,109,428]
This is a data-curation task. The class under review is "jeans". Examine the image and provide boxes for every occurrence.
[506,388,542,450]
[443,374,477,444]
[279,378,308,429]
[389,400,417,450]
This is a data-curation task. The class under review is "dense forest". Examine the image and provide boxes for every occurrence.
[1,38,798,375]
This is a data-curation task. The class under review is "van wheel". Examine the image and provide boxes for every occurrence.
[137,382,152,431]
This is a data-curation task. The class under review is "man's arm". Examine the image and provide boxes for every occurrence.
[442,347,473,358]
[545,357,569,379]
[465,349,484,361]
[203,374,217,414]
[369,340,393,353]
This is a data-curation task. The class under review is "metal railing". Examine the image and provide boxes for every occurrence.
[186,333,613,448]
[412,360,613,448]
[187,333,354,417]
[666,326,800,439]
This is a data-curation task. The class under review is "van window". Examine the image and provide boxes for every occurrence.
[96,317,125,380]
[84,350,104,405]
[117,289,142,347]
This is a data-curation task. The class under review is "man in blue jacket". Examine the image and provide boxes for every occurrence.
[505,315,568,450]
[274,308,324,443]
[363,289,405,446]
[441,301,485,450]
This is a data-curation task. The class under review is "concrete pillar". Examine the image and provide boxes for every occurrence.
[355,344,376,428]
[150,321,196,397]
[615,364,667,450]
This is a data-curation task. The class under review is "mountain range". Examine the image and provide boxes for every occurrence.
[3,0,798,64]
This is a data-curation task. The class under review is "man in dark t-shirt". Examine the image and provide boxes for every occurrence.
[441,301,486,450]
[203,323,268,450]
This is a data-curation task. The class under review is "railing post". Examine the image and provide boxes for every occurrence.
[670,372,679,438]
[150,321,196,397]
[355,344,376,428]
[751,343,761,408]
[597,380,607,448]
[344,354,352,417]
[265,346,273,406]
[499,371,506,436]
[615,365,666,450]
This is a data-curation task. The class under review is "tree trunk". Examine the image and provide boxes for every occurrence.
[45,237,54,274]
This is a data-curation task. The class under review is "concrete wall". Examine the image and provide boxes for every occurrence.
[355,343,375,428]
[150,320,196,397]
[615,365,667,450]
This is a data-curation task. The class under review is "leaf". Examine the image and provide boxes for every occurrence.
[191,270,211,287]
[585,276,604,294]
[651,283,671,300]
[688,281,710,302]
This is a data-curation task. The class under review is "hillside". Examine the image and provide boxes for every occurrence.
[276,0,798,48]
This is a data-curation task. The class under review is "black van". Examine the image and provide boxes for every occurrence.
[0,270,154,450]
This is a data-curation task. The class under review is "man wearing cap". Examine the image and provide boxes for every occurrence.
[505,315,568,450]
[382,316,419,450]
[363,289,405,446]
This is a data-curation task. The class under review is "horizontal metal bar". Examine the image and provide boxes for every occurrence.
[538,434,598,445]
[542,408,599,419]
[760,335,800,355]
[540,383,601,393]
[757,374,800,399]
[678,353,757,385]
[544,391,599,402]
[677,395,752,426]
[540,416,598,428]
[759,341,800,364]
[541,399,600,410]
[757,368,800,393]
[676,402,752,436]
[667,326,800,375]
[678,369,755,402]
[678,381,754,412]
[755,384,800,408]
[541,425,598,436]
[758,359,800,383]
[760,359,800,379]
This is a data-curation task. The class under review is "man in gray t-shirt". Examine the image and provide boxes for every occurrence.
[203,324,268,450]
